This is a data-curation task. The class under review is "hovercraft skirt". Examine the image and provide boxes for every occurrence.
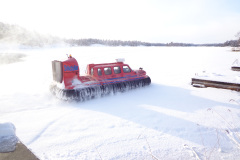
[51,77,151,101]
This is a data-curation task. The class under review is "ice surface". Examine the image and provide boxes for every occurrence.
[0,46,240,159]
[0,123,18,152]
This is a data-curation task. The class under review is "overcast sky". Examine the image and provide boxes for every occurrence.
[1,0,240,43]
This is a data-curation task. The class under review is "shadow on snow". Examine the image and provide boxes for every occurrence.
[72,83,240,147]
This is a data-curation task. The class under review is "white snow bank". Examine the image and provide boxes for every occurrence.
[0,123,18,152]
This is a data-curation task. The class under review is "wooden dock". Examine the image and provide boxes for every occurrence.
[191,78,240,91]
[0,142,39,160]
[231,66,240,71]
[232,47,240,52]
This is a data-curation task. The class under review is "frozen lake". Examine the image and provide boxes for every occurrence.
[0,46,240,159]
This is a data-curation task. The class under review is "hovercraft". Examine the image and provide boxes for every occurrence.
[50,55,151,101]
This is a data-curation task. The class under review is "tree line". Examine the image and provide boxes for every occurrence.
[0,22,239,47]
[65,38,224,47]
[223,31,240,47]
[64,38,166,46]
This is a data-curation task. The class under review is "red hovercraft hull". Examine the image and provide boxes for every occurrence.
[50,56,151,101]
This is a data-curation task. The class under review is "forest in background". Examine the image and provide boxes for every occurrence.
[0,22,239,47]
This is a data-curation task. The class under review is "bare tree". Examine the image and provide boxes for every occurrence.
[235,31,240,38]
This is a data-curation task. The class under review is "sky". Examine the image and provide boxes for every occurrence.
[1,0,240,43]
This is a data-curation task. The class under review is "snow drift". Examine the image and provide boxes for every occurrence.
[0,123,18,152]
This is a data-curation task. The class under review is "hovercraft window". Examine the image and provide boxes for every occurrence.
[91,68,94,75]
[98,68,102,76]
[123,66,131,73]
[104,67,112,75]
[114,66,121,74]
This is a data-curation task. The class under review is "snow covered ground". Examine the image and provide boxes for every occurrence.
[0,46,240,159]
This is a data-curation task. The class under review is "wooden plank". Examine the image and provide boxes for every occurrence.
[191,78,240,91]
[0,142,39,160]
[231,66,240,71]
